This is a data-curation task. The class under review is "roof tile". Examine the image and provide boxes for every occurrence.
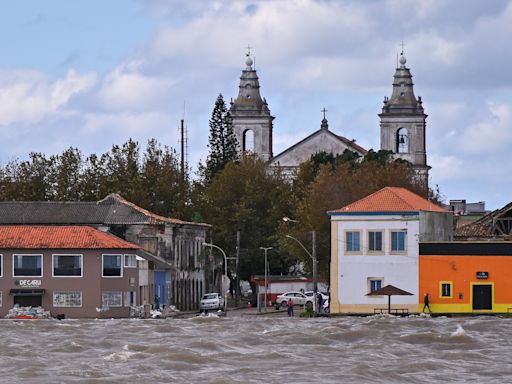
[329,187,446,214]
[0,226,140,249]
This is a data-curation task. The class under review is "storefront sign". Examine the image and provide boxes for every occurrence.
[15,279,42,287]
[476,272,488,279]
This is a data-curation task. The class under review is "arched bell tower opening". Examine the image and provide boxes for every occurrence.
[243,129,254,153]
[396,127,409,153]
[230,49,274,161]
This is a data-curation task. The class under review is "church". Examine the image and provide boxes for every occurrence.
[228,50,430,186]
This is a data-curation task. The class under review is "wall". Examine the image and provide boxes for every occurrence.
[419,211,453,242]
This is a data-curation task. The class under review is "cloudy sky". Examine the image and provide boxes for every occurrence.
[0,0,511,210]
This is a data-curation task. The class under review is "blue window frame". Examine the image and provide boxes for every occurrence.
[346,232,360,252]
[391,231,406,251]
[370,279,382,293]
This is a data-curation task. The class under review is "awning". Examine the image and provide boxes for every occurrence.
[9,289,45,296]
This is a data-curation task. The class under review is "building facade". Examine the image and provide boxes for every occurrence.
[0,226,141,318]
[379,52,430,186]
[328,187,452,314]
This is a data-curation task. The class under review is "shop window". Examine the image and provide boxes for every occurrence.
[391,231,407,252]
[346,231,361,252]
[102,291,122,307]
[102,255,122,277]
[440,282,453,298]
[53,291,82,307]
[13,254,42,277]
[53,255,82,277]
[124,254,137,268]
[368,231,383,252]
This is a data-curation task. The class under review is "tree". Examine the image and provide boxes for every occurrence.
[205,94,239,182]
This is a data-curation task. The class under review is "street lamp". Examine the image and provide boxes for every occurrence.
[259,247,273,312]
[203,242,236,314]
[284,232,318,315]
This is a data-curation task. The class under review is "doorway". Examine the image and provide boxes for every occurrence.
[472,284,492,310]
[14,295,42,307]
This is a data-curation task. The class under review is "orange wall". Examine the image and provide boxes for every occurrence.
[419,255,512,307]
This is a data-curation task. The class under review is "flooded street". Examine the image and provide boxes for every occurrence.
[1,314,512,383]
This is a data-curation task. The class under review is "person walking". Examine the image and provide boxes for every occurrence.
[317,293,324,314]
[423,293,432,313]
[287,298,294,317]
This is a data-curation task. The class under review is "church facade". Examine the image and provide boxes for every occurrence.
[229,51,429,185]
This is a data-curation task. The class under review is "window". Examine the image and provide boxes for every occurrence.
[102,291,122,307]
[391,231,407,252]
[53,291,82,307]
[13,255,42,277]
[102,255,122,277]
[346,231,360,252]
[370,279,382,293]
[124,291,137,307]
[368,231,383,252]
[53,255,82,277]
[397,127,409,153]
[440,282,452,298]
[124,254,137,268]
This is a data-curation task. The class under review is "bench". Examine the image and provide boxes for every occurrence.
[373,308,409,314]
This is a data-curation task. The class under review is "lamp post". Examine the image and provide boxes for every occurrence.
[203,242,236,314]
[285,232,317,315]
[259,247,273,312]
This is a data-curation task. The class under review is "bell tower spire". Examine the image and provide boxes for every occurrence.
[379,48,430,187]
[230,48,274,161]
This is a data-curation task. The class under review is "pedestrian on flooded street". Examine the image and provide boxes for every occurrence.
[287,297,294,317]
[423,293,432,313]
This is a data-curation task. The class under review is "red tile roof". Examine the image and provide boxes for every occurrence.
[0,226,140,249]
[329,187,447,214]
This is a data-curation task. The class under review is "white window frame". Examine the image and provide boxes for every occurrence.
[53,291,82,307]
[52,254,83,278]
[345,230,361,254]
[390,230,407,253]
[102,254,123,278]
[368,231,384,253]
[124,254,137,268]
[12,254,43,277]
[367,277,384,295]
[102,291,123,307]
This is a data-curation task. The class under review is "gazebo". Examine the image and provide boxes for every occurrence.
[366,284,413,314]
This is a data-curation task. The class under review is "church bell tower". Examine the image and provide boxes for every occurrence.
[379,51,430,187]
[230,50,274,161]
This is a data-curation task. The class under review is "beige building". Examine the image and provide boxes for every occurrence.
[0,225,142,319]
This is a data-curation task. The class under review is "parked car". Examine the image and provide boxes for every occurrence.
[274,291,313,308]
[199,293,225,311]
[304,291,329,311]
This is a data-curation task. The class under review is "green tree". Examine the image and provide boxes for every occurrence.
[205,94,239,182]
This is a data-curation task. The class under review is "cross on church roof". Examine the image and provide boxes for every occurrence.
[399,40,406,55]
[321,107,328,120]
[246,44,252,57]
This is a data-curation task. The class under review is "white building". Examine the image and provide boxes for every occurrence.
[328,187,452,314]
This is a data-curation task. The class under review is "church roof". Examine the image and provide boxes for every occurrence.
[270,120,367,165]
[455,201,512,240]
[328,187,446,214]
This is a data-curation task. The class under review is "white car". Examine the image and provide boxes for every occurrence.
[275,291,313,308]
[305,291,329,311]
[200,293,225,311]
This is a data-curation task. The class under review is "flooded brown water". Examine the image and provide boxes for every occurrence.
[1,314,511,383]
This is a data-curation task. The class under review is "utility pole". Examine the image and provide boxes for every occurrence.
[259,247,272,312]
[235,231,240,307]
[312,231,317,315]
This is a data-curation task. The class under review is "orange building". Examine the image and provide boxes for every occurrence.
[419,242,512,313]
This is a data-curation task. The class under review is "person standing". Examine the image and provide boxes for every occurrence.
[423,293,432,313]
[287,298,294,317]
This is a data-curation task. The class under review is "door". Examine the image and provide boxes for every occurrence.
[472,284,492,310]
[14,295,42,307]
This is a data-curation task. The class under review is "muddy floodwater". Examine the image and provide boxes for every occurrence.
[1,314,512,383]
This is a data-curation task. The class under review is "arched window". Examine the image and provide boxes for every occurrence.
[243,129,254,153]
[396,128,409,153]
